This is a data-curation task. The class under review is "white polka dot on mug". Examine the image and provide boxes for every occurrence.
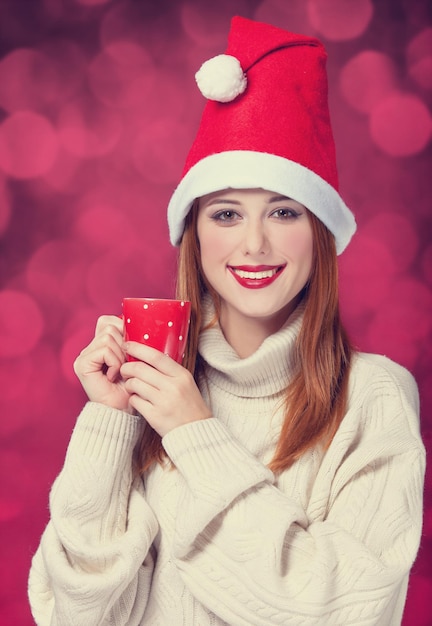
[122,297,191,363]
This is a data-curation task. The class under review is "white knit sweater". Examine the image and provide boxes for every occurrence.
[28,305,425,625]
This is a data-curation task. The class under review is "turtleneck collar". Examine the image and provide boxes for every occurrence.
[198,295,304,398]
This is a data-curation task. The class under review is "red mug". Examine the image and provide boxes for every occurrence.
[122,297,191,363]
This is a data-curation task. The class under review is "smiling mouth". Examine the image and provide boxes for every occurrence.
[231,267,280,279]
[228,265,285,288]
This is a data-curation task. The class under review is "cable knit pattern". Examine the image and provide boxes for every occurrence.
[28,308,425,625]
[28,405,159,626]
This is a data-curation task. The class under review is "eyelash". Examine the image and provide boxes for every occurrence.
[271,208,301,219]
[211,210,238,222]
[210,208,301,222]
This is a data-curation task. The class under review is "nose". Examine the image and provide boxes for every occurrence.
[242,218,269,256]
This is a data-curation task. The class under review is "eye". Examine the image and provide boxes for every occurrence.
[211,210,240,223]
[270,207,301,219]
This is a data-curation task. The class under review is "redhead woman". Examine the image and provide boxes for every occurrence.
[28,16,425,626]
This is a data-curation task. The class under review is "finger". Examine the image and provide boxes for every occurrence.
[74,346,121,379]
[74,340,125,381]
[123,342,179,375]
[128,393,153,421]
[80,332,126,366]
[95,315,124,337]
[120,360,163,389]
[124,376,159,403]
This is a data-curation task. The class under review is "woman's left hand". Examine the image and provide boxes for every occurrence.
[120,342,212,437]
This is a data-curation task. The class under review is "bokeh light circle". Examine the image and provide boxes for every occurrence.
[85,250,146,311]
[253,0,310,35]
[88,41,155,109]
[0,451,28,520]
[307,0,373,41]
[0,111,59,178]
[41,146,81,191]
[407,28,432,90]
[99,2,149,48]
[369,93,432,156]
[131,118,190,184]
[0,48,55,112]
[181,0,249,47]
[26,239,90,305]
[0,175,11,235]
[339,233,396,316]
[0,290,45,358]
[366,278,432,369]
[340,51,396,114]
[361,212,419,273]
[1,355,33,409]
[59,307,100,385]
[421,243,432,288]
[61,326,95,384]
[1,344,62,437]
[58,96,122,158]
[75,202,137,248]
[0,41,85,113]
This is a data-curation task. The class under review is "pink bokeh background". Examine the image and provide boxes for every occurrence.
[0,0,430,624]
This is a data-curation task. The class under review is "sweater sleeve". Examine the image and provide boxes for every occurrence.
[162,358,426,626]
[28,402,159,626]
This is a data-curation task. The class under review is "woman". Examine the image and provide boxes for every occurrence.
[28,16,425,626]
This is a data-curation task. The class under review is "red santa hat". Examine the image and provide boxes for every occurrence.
[167,16,356,254]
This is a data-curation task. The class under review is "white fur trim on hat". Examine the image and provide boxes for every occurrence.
[167,151,356,254]
[195,55,247,103]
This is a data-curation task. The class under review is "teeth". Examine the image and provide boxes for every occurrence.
[233,268,278,279]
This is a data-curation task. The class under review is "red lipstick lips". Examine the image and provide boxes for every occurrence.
[228,264,285,289]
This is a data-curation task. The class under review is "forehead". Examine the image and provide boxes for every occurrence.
[198,187,301,206]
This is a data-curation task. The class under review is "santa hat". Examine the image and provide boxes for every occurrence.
[167,16,356,254]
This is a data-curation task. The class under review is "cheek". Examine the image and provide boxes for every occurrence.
[277,226,314,263]
[198,226,232,269]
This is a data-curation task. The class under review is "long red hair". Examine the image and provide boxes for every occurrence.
[136,201,353,473]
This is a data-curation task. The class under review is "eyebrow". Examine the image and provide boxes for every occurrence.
[203,194,293,207]
[269,195,293,202]
[204,198,240,206]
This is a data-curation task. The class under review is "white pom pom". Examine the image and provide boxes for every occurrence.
[195,54,247,103]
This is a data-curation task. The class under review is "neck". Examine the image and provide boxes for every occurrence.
[219,298,300,358]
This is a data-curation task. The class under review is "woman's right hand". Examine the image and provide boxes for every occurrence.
[73,315,133,412]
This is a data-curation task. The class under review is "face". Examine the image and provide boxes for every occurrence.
[197,188,314,334]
